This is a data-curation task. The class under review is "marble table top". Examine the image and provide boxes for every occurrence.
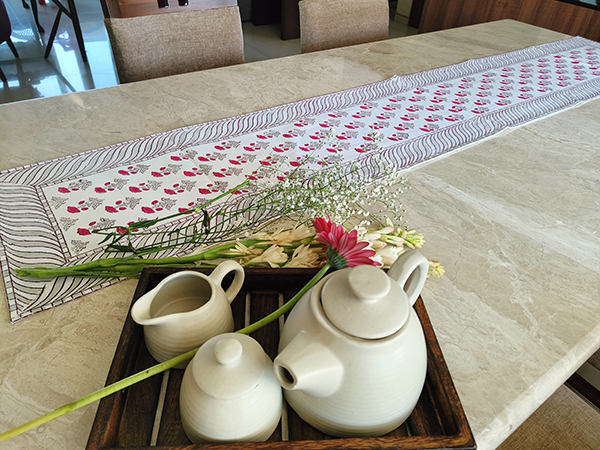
[0,19,599,450]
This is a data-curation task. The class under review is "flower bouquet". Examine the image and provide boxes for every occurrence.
[1,130,444,441]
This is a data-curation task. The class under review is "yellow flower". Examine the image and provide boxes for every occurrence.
[251,224,314,247]
[428,260,445,278]
[284,245,323,268]
[380,234,405,246]
[246,245,288,268]
[375,245,404,267]
[375,226,395,235]
[224,242,263,257]
[400,229,425,249]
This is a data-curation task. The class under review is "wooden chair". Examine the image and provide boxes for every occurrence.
[498,349,600,450]
[496,384,600,450]
[0,0,19,83]
[298,0,389,53]
[104,5,244,83]
[20,0,44,33]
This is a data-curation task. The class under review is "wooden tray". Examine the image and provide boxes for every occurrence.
[87,268,476,450]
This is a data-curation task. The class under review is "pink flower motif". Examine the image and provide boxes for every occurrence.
[67,206,80,214]
[58,187,70,193]
[77,228,91,236]
[105,206,118,213]
[312,217,379,269]
[142,206,155,214]
[129,186,142,193]
[95,187,107,194]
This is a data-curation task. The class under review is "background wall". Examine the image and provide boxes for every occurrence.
[417,0,600,41]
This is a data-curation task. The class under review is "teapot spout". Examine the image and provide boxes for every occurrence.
[274,331,343,398]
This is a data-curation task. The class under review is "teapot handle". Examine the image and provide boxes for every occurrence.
[209,260,245,303]
[387,250,429,306]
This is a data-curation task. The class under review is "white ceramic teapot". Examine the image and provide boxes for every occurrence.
[131,261,244,367]
[273,250,430,437]
[180,333,282,444]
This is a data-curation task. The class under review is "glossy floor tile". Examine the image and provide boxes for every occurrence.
[0,0,416,105]
[0,0,117,104]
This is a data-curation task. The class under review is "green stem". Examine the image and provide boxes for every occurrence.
[15,240,265,279]
[237,264,329,335]
[0,264,331,441]
[99,180,251,253]
[0,347,198,441]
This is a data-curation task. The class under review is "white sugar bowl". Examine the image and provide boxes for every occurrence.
[180,333,282,444]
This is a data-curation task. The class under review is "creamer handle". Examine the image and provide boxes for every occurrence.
[387,250,429,306]
[209,260,245,303]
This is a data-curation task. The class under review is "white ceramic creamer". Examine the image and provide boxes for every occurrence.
[130,261,244,367]
[273,250,430,437]
[180,333,282,444]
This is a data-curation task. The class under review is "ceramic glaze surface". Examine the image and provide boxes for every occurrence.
[180,333,282,444]
[274,252,429,436]
[130,261,244,366]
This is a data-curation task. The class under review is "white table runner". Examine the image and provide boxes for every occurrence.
[1,37,599,322]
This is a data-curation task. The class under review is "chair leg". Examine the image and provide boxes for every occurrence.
[0,66,6,83]
[66,0,87,63]
[30,0,45,33]
[6,38,19,59]
[44,0,87,63]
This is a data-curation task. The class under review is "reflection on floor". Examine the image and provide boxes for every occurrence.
[0,0,417,105]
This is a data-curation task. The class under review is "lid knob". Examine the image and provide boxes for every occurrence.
[321,266,410,339]
[348,265,391,301]
[214,338,243,365]
[193,334,268,399]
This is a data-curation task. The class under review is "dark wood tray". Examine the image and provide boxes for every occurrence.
[87,267,476,450]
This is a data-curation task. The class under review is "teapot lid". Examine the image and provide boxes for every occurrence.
[192,333,268,400]
[321,265,410,339]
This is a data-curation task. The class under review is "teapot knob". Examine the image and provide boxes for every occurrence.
[348,265,391,301]
[214,338,243,365]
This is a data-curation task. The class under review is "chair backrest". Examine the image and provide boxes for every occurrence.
[0,0,13,45]
[299,0,389,54]
[105,6,245,83]
[101,0,237,19]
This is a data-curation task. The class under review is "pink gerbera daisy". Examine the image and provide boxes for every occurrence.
[312,217,379,269]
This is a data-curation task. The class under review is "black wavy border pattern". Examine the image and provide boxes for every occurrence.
[1,37,600,322]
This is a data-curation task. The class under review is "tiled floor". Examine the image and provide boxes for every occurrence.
[0,0,417,105]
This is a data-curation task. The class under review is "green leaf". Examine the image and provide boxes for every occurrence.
[202,210,210,231]
[128,218,160,229]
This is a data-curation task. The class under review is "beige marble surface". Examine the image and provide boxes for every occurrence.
[0,19,599,449]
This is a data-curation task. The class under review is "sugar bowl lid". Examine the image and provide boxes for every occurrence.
[192,333,268,400]
[321,265,410,339]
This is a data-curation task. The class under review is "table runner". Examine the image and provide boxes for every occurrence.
[1,37,599,322]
